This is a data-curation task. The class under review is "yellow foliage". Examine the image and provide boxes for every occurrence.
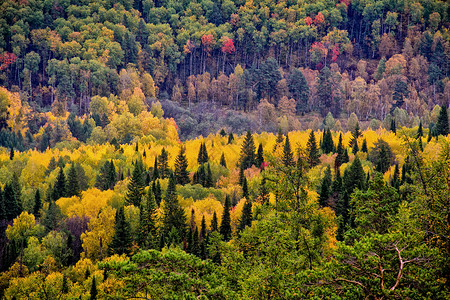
[81,206,116,261]
[57,188,115,218]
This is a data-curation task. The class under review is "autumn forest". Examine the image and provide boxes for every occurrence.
[0,0,449,299]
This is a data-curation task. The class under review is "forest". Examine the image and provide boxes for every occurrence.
[0,0,449,299]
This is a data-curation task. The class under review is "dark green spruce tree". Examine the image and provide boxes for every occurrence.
[417,121,423,138]
[306,130,320,167]
[318,165,332,207]
[152,157,159,179]
[220,196,232,241]
[66,163,81,197]
[435,105,449,136]
[137,189,158,249]
[197,142,209,164]
[33,189,41,218]
[52,167,67,201]
[126,160,145,206]
[334,133,344,169]
[239,131,256,169]
[162,174,187,242]
[256,143,264,169]
[242,177,249,199]
[220,152,227,168]
[390,119,397,134]
[210,211,219,232]
[174,146,190,185]
[110,206,132,255]
[321,128,333,154]
[238,199,252,233]
[259,177,269,205]
[282,135,294,167]
[361,139,368,153]
[158,148,170,179]
[227,132,234,144]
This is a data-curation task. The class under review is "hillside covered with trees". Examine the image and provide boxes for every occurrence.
[0,0,449,299]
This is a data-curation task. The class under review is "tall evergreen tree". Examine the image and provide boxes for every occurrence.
[349,123,361,153]
[200,215,207,259]
[220,152,227,168]
[9,147,13,160]
[90,276,98,300]
[318,166,332,207]
[375,144,390,174]
[110,206,132,255]
[256,143,264,169]
[158,148,170,179]
[206,163,213,187]
[137,189,158,249]
[210,211,219,232]
[306,130,320,167]
[197,143,209,164]
[259,177,269,205]
[227,132,234,144]
[33,189,41,218]
[352,138,359,154]
[66,163,81,197]
[220,196,232,241]
[4,184,21,221]
[343,156,366,195]
[162,174,187,241]
[126,160,145,206]
[361,139,368,153]
[273,128,284,152]
[435,105,449,136]
[153,180,162,207]
[288,68,309,112]
[239,131,256,169]
[321,128,333,154]
[174,146,190,185]
[42,199,61,232]
[282,135,294,167]
[390,119,397,134]
[152,157,159,179]
[242,177,249,199]
[417,121,423,138]
[238,199,252,233]
[335,133,344,170]
[52,167,67,200]
[238,165,245,186]
[391,164,400,191]
[95,160,116,190]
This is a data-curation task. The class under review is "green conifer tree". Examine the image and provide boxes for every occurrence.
[152,157,159,179]
[259,177,269,205]
[435,105,449,136]
[318,166,332,207]
[335,133,344,169]
[391,164,400,191]
[52,167,67,200]
[239,131,256,169]
[174,146,190,185]
[138,189,158,249]
[282,135,294,167]
[206,163,213,187]
[361,139,368,153]
[256,143,264,169]
[162,174,187,241]
[220,152,227,168]
[210,211,219,232]
[200,215,207,259]
[306,130,320,167]
[321,128,334,154]
[110,206,132,255]
[274,128,284,152]
[343,156,366,195]
[227,132,234,144]
[126,160,145,206]
[375,144,390,174]
[158,148,170,179]
[197,142,209,164]
[219,196,232,241]
[238,199,252,233]
[390,119,397,134]
[417,121,423,138]
[66,163,81,197]
[242,177,249,199]
[90,276,97,300]
[352,138,359,154]
[9,147,13,160]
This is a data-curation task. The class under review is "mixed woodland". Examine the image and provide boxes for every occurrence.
[0,0,449,299]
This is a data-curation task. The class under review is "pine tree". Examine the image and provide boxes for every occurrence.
[306,130,320,167]
[435,105,449,136]
[390,119,396,134]
[174,146,190,185]
[256,143,264,169]
[95,160,116,190]
[321,128,333,154]
[197,143,209,164]
[274,128,284,152]
[192,226,200,257]
[200,215,207,259]
[349,123,361,153]
[152,157,159,179]
[42,199,61,232]
[239,131,256,169]
[343,156,366,195]
[153,180,162,206]
[361,139,368,153]
[158,148,170,179]
[352,138,359,154]
[220,152,227,168]
[375,144,390,174]
[335,133,344,169]
[210,211,219,232]
[417,121,423,138]
[227,132,234,144]
[318,166,332,207]
[332,168,342,195]
[52,167,67,200]
[259,177,269,205]
[219,129,226,136]
[342,149,349,163]
[126,160,145,206]
[135,142,139,152]
[138,189,158,249]
[33,189,41,218]
[107,160,117,189]
[9,147,13,160]
[162,174,187,241]
[238,199,252,233]
[110,206,132,255]
[219,196,232,241]
[90,276,97,300]
[238,166,245,186]
[206,163,213,187]
[4,183,21,221]
[66,163,81,197]
[242,177,249,199]
[282,135,294,167]
[391,164,400,190]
